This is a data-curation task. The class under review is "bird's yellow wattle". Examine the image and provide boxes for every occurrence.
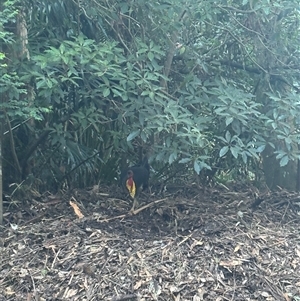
[126,179,136,198]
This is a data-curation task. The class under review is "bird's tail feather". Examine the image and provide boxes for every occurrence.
[141,156,150,172]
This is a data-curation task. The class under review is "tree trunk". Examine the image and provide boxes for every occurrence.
[262,145,297,191]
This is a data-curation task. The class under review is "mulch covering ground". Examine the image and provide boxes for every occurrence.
[1,183,300,301]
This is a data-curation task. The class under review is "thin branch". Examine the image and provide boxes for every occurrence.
[5,112,22,177]
[204,20,268,74]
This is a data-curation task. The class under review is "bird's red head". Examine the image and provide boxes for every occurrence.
[126,170,134,185]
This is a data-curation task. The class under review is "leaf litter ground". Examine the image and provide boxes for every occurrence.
[1,184,300,301]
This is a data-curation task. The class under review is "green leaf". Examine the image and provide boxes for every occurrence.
[139,114,145,126]
[149,91,155,100]
[179,158,191,164]
[62,56,69,65]
[225,116,233,126]
[103,88,110,97]
[242,152,247,164]
[230,147,239,159]
[111,88,123,97]
[194,160,201,174]
[141,90,149,96]
[147,52,154,61]
[151,59,163,71]
[256,145,266,153]
[225,131,231,142]
[169,152,177,164]
[165,136,171,147]
[36,79,46,89]
[141,131,147,142]
[219,146,229,157]
[127,130,140,141]
[279,156,289,167]
[179,46,186,55]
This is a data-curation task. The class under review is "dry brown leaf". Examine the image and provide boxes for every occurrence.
[19,268,28,277]
[283,292,291,301]
[64,288,78,298]
[69,200,84,218]
[133,280,143,290]
[144,268,152,278]
[5,287,15,295]
[260,291,270,297]
[127,256,134,264]
[137,251,143,259]
[169,285,179,293]
[219,260,242,267]
[90,185,99,194]
[190,239,204,250]
[196,288,205,300]
[234,244,241,252]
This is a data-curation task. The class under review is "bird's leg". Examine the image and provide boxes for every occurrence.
[130,197,138,213]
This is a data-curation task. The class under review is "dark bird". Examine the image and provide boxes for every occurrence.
[120,157,150,212]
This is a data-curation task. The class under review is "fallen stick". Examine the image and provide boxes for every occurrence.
[131,198,167,215]
[98,198,168,222]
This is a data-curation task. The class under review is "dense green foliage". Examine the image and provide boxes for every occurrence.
[1,0,300,194]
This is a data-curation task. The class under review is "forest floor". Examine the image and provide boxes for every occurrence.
[1,182,300,301]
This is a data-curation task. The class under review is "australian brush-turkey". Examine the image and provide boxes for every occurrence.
[120,157,150,212]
